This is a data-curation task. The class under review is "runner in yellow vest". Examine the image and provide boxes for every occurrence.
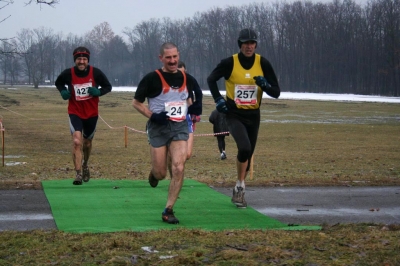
[207,28,281,208]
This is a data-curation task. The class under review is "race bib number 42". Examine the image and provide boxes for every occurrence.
[234,85,258,105]
[165,101,187,122]
[73,82,93,101]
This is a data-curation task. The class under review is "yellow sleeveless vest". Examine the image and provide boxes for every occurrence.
[225,54,264,109]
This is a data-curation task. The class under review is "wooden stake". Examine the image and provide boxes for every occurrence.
[1,122,4,167]
[124,126,128,148]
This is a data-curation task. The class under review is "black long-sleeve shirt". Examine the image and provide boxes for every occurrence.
[55,66,112,96]
[207,52,280,113]
[187,74,203,116]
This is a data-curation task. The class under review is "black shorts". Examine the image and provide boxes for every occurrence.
[69,114,98,139]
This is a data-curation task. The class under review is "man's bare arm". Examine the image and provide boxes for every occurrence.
[132,99,152,119]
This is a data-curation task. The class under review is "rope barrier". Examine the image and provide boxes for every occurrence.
[0,105,31,119]
[0,106,253,178]
[194,131,229,137]
[0,104,228,137]
[98,114,228,136]
[0,104,64,122]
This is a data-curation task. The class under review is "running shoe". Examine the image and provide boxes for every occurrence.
[73,173,83,185]
[220,151,227,160]
[162,207,179,224]
[82,165,90,182]
[231,186,247,208]
[148,171,159,188]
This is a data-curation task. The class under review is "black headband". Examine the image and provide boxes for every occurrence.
[73,51,90,61]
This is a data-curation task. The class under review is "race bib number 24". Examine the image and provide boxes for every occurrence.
[165,101,187,122]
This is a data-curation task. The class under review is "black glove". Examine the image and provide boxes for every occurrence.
[150,111,169,125]
[60,90,71,100]
[253,76,270,91]
[215,96,228,114]
[188,103,202,116]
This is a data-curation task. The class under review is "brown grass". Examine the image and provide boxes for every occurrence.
[1,86,399,188]
[0,86,399,265]
[0,225,399,265]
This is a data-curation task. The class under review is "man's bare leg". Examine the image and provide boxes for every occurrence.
[186,133,194,160]
[167,149,172,178]
[148,146,168,187]
[82,138,92,182]
[231,159,248,207]
[82,138,92,166]
[166,140,187,208]
[72,131,83,185]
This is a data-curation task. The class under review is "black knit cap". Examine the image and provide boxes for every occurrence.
[237,28,257,48]
[73,46,90,62]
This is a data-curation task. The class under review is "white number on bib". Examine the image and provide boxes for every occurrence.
[165,101,187,122]
[73,82,92,101]
[234,85,258,105]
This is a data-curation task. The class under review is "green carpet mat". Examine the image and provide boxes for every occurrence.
[42,179,321,233]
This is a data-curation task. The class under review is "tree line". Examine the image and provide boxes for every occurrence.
[0,0,399,96]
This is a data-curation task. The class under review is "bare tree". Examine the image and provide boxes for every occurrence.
[369,0,400,96]
[85,22,115,69]
[17,27,57,88]
[86,22,115,48]
[0,39,13,83]
[53,33,84,79]
[99,35,132,86]
[25,0,59,5]
[124,19,163,79]
[1,0,399,95]
[0,0,59,55]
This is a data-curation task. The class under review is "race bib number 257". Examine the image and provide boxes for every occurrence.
[234,85,258,105]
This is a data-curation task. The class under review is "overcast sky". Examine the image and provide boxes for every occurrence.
[2,0,368,39]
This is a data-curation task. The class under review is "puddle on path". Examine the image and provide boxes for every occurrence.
[257,207,400,217]
[262,115,400,124]
[3,155,27,166]
[5,162,27,166]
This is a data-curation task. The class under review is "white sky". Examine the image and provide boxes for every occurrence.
[2,0,368,39]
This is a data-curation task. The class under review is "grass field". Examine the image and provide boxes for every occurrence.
[1,86,399,188]
[0,86,399,265]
